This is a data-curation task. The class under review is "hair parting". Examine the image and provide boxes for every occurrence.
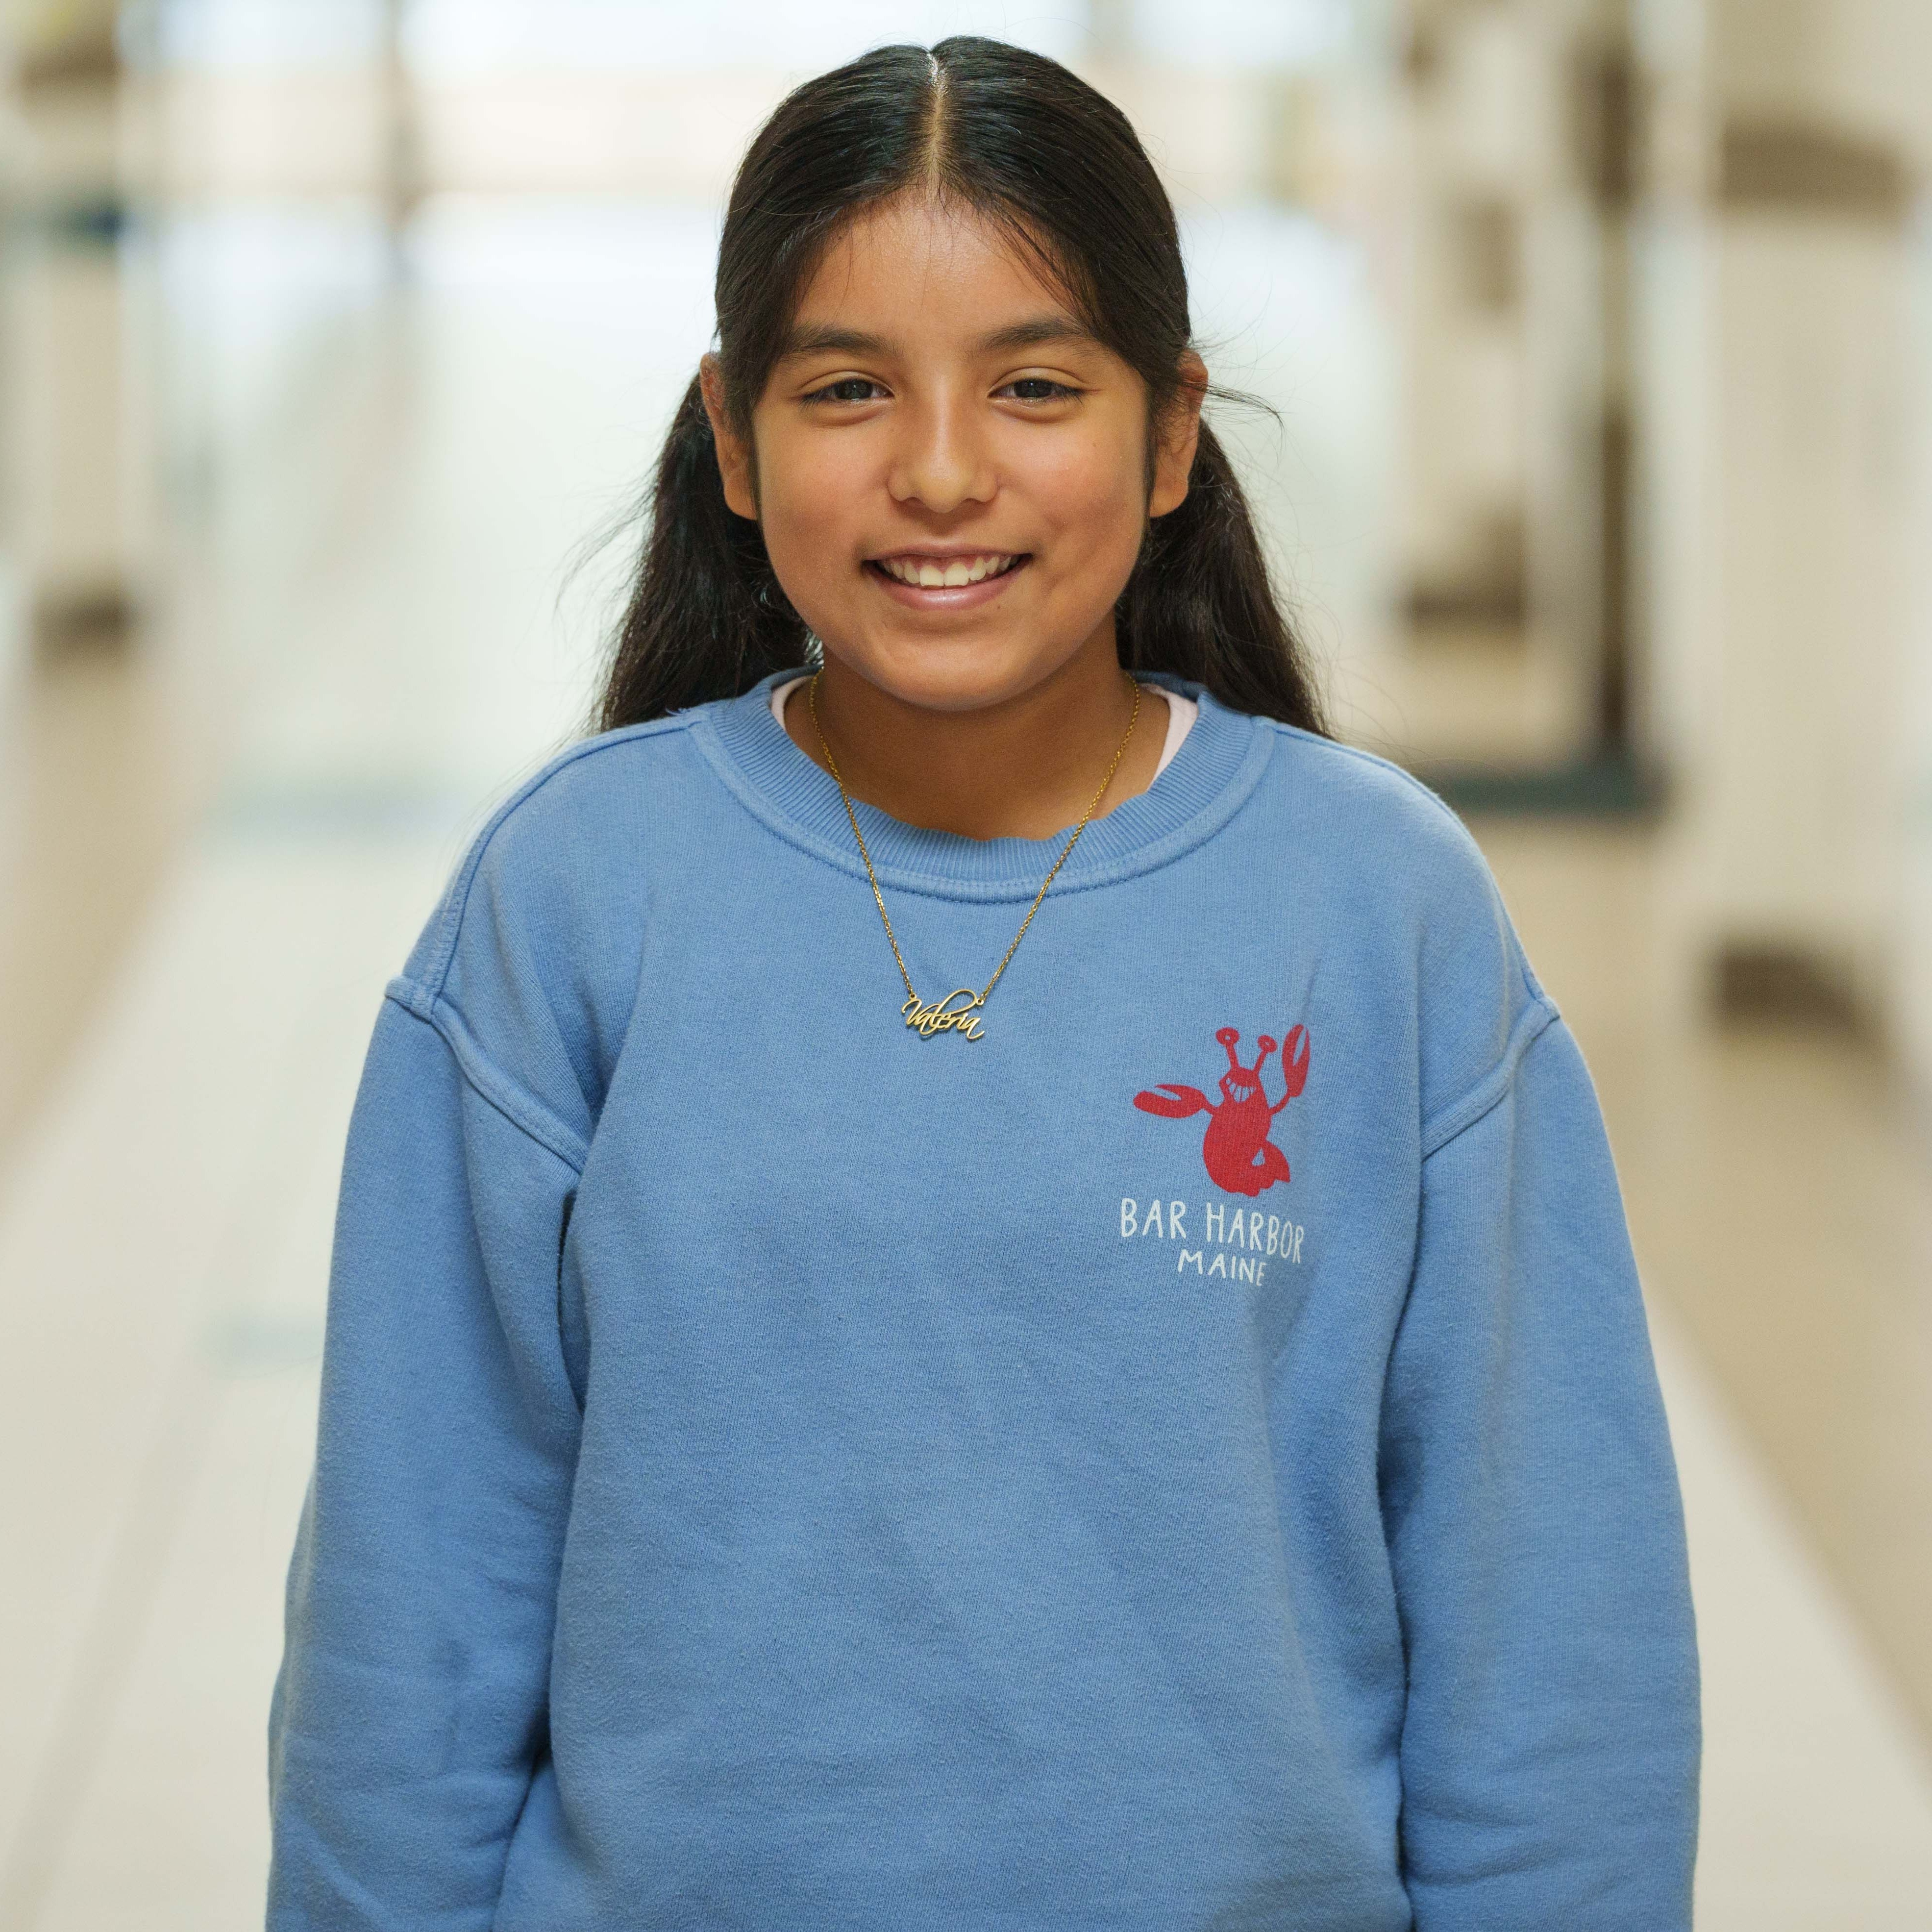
[594,36,1328,739]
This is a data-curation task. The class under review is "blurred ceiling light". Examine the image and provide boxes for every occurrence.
[149,0,388,69]
[1127,0,1353,70]
[399,0,1086,79]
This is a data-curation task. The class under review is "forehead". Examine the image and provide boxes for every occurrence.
[786,195,1086,343]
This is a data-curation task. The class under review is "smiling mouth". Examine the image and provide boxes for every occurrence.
[869,552,1027,589]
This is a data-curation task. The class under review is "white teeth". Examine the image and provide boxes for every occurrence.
[879,553,1016,588]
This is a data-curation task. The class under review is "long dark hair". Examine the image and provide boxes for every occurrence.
[596,37,1328,737]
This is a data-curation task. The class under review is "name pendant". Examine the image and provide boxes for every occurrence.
[902,989,987,1041]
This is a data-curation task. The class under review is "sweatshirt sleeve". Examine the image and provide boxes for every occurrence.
[1380,1006,1701,1929]
[267,987,587,1930]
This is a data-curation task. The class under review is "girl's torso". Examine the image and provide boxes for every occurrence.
[407,671,1543,1929]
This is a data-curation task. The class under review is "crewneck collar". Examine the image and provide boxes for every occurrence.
[692,668,1272,902]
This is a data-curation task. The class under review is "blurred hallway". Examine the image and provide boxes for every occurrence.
[0,193,1930,1929]
[2,3,1932,1925]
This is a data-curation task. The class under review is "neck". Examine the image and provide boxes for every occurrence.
[783,628,1168,842]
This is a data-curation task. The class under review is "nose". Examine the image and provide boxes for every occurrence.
[886,392,996,516]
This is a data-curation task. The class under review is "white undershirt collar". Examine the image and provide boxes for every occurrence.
[768,675,1198,784]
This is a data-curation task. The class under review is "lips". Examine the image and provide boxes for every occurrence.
[870,552,1024,589]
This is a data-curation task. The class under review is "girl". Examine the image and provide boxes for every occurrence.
[269,38,1698,1932]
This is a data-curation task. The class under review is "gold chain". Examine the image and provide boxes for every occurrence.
[808,669,1142,1041]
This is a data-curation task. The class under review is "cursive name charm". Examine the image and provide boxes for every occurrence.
[902,989,987,1041]
[811,670,1142,1041]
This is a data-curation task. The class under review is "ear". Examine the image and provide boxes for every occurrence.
[698,353,759,520]
[1148,350,1208,519]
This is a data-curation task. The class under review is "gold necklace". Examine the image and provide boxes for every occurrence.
[808,669,1143,1041]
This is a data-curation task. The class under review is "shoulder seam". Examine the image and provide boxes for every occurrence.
[418,715,699,998]
[1259,720,1475,841]
[1420,992,1562,1158]
[385,978,591,1173]
[1259,727,1564,1157]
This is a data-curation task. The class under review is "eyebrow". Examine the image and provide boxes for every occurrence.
[977,316,1092,352]
[780,324,887,359]
[777,314,1094,360]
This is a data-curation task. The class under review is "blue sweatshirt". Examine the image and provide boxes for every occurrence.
[268,669,1699,1930]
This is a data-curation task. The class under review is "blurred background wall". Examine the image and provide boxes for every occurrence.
[0,2,1929,1926]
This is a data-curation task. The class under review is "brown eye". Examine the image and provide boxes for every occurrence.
[810,377,884,404]
[1000,378,1074,402]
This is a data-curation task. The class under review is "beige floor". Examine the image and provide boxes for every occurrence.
[1,199,1930,1925]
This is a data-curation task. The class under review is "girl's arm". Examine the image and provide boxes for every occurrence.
[267,990,585,1930]
[1380,1010,1700,1929]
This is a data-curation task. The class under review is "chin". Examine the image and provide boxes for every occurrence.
[834,634,1058,714]
[844,612,1115,714]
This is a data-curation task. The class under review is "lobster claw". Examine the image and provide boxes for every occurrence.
[1277,1025,1310,1099]
[1133,1083,1211,1119]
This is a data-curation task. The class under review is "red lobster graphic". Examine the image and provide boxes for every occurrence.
[1133,1025,1310,1197]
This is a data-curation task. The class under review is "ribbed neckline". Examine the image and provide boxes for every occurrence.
[692,668,1273,903]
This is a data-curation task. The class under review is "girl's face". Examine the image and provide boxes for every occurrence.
[701,195,1202,714]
